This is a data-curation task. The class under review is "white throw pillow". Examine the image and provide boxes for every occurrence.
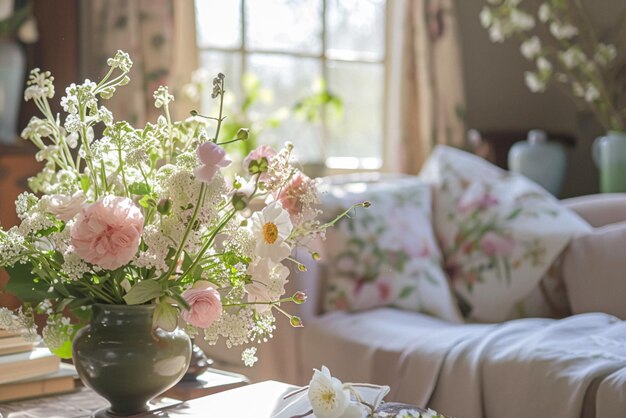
[319,176,463,323]
[420,146,591,322]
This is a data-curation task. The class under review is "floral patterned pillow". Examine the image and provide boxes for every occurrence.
[319,177,463,323]
[420,146,591,322]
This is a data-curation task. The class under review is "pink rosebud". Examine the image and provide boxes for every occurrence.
[480,232,515,257]
[195,141,231,183]
[243,145,276,180]
[181,282,222,328]
[70,196,144,270]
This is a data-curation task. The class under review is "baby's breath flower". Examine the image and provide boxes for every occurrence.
[241,347,258,367]
[153,86,174,109]
[24,68,55,101]
[107,50,133,72]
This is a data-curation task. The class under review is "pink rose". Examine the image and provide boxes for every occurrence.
[273,172,316,222]
[480,232,515,257]
[181,282,222,328]
[195,141,231,183]
[243,145,276,180]
[457,183,499,214]
[71,196,144,270]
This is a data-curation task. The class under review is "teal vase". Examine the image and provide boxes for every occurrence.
[593,131,626,193]
[508,129,567,196]
[72,304,192,416]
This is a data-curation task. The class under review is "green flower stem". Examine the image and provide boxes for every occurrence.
[160,183,207,282]
[117,143,129,197]
[214,78,226,142]
[177,209,237,284]
[96,67,115,90]
[79,105,100,199]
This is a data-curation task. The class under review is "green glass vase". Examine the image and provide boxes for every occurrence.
[593,131,626,193]
[72,304,192,416]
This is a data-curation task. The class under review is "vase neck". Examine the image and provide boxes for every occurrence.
[91,304,155,334]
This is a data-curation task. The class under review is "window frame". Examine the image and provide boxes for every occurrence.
[196,0,398,172]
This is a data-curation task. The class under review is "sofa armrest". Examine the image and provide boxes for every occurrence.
[561,193,626,228]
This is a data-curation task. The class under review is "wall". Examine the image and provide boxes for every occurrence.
[455,0,626,198]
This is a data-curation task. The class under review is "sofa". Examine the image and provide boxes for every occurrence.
[201,167,626,418]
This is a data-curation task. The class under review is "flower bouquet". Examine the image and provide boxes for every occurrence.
[0,50,362,414]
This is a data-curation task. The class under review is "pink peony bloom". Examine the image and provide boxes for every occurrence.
[71,196,144,270]
[181,282,222,328]
[243,145,276,180]
[273,172,316,222]
[195,141,231,183]
[480,232,515,257]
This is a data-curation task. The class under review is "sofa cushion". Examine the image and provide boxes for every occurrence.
[563,221,626,319]
[319,177,463,322]
[419,145,591,322]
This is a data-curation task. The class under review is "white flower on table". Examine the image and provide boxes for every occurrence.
[251,202,293,262]
[308,366,355,418]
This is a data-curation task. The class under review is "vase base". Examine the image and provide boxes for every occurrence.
[92,397,183,417]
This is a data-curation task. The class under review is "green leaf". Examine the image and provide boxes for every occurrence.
[80,175,92,194]
[153,301,179,332]
[4,262,58,303]
[128,182,151,195]
[399,286,414,299]
[123,280,162,305]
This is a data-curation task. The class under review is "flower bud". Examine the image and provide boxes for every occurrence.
[298,263,307,272]
[292,291,307,304]
[190,110,198,117]
[237,128,249,140]
[232,192,248,211]
[311,251,320,261]
[363,201,371,208]
[157,198,172,215]
[290,316,303,327]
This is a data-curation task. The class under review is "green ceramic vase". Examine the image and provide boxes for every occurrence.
[72,304,192,416]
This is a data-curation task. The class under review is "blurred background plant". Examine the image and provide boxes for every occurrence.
[184,70,343,171]
[0,0,37,42]
[479,0,626,132]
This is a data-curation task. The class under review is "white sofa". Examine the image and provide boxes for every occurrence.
[200,189,626,418]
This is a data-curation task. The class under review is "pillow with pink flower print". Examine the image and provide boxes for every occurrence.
[320,177,463,323]
[419,146,591,322]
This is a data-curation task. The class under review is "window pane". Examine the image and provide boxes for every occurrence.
[246,0,322,55]
[195,0,241,49]
[199,51,242,114]
[327,61,384,161]
[246,54,322,162]
[326,0,386,61]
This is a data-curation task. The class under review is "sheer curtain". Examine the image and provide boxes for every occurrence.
[400,0,467,174]
[79,0,198,124]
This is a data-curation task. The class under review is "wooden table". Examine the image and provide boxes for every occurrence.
[0,369,255,417]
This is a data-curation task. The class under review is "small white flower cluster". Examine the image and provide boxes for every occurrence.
[0,307,38,342]
[480,0,624,132]
[24,68,55,101]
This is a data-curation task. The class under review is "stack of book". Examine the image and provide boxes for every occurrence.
[0,330,79,402]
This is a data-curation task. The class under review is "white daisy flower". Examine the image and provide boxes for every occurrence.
[251,202,293,262]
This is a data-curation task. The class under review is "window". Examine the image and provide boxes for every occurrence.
[194,0,387,169]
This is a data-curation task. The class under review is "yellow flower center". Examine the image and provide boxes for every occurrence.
[321,390,336,406]
[262,222,279,244]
